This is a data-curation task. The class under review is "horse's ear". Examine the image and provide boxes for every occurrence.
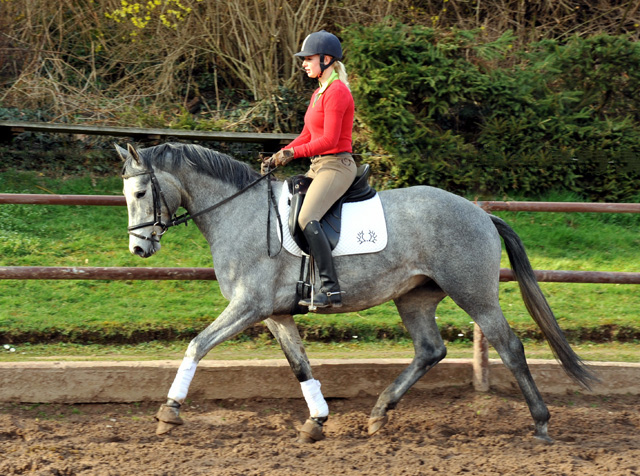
[114,144,129,162]
[127,144,141,165]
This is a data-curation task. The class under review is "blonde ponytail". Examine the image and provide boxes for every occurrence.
[334,61,350,90]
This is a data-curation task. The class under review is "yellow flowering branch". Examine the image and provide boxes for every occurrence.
[105,0,201,34]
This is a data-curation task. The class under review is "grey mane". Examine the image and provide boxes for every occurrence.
[126,143,261,189]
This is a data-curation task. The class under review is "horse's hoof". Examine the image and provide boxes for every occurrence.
[156,420,181,436]
[297,418,325,443]
[533,421,554,445]
[154,404,184,435]
[534,433,555,445]
[368,415,388,435]
[296,433,317,444]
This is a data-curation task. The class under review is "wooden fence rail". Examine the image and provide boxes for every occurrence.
[0,120,297,153]
[2,193,640,213]
[1,266,640,284]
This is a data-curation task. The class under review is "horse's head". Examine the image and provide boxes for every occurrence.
[117,143,182,258]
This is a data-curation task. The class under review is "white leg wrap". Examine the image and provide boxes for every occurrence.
[167,357,197,404]
[300,379,329,418]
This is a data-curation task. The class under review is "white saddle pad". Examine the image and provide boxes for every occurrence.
[277,184,388,257]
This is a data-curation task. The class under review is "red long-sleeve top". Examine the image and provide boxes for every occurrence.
[287,79,354,158]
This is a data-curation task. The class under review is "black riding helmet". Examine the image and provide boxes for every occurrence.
[295,30,343,77]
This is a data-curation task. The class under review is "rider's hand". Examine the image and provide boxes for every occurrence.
[260,157,274,175]
[272,148,294,167]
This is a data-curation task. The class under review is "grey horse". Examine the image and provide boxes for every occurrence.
[117,142,597,444]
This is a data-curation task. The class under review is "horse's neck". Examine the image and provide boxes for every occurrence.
[178,168,271,243]
[179,169,237,213]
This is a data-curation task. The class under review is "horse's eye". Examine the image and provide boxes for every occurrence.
[135,191,146,199]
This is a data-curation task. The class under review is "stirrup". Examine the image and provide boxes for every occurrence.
[299,290,343,310]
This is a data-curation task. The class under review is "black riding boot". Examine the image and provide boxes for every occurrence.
[299,220,343,309]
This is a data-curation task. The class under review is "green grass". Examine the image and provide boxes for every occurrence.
[1,169,639,346]
[1,340,639,363]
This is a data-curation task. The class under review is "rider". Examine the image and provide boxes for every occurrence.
[264,30,357,309]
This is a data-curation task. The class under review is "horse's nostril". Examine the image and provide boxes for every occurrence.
[133,246,146,257]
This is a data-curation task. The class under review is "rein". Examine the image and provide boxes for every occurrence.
[122,166,282,256]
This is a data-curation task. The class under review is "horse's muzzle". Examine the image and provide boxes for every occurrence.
[132,245,151,258]
[130,236,160,258]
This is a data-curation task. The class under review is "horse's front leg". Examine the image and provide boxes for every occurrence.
[155,299,265,436]
[264,315,328,443]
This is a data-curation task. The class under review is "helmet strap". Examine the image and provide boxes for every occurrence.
[318,54,337,78]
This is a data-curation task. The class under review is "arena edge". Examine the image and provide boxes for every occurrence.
[1,359,639,404]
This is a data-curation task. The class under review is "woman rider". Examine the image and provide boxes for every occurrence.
[264,30,356,309]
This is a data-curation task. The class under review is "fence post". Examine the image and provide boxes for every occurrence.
[472,323,490,392]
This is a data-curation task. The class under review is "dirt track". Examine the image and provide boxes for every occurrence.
[1,386,639,476]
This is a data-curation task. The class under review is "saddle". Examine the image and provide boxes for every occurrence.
[286,164,376,255]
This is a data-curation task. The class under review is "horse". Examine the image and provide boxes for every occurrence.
[117,142,597,444]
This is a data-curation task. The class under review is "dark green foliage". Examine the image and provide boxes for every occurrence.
[0,106,266,173]
[345,22,640,200]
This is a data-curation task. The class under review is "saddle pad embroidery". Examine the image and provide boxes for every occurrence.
[277,184,388,257]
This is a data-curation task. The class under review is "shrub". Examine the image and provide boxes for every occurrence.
[345,22,640,200]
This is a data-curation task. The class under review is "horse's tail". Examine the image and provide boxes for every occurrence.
[490,215,599,390]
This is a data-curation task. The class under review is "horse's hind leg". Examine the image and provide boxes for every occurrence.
[470,307,553,442]
[264,315,328,443]
[369,284,447,435]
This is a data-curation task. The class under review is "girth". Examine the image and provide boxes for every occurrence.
[286,164,376,255]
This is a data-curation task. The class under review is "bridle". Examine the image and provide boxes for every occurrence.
[122,164,282,255]
[122,168,173,242]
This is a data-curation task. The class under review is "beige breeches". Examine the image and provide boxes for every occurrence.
[298,153,357,230]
